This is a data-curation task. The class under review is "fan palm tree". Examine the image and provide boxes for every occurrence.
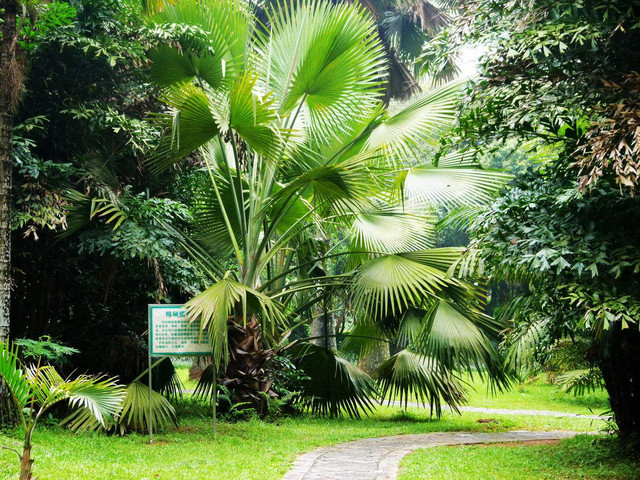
[250,0,459,99]
[0,341,125,480]
[352,0,459,98]
[145,0,509,415]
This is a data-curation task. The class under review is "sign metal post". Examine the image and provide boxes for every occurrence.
[148,350,153,443]
[148,304,213,444]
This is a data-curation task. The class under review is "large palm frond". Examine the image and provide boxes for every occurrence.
[253,0,387,144]
[351,249,469,319]
[148,83,220,172]
[365,79,462,159]
[349,208,435,255]
[0,342,126,433]
[186,276,287,368]
[373,349,466,416]
[414,300,509,389]
[58,375,126,432]
[0,342,32,410]
[401,165,512,209]
[291,342,378,418]
[113,381,177,434]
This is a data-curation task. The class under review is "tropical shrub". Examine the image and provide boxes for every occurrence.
[0,341,124,480]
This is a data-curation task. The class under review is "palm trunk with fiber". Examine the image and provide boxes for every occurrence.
[222,317,276,414]
[19,444,33,480]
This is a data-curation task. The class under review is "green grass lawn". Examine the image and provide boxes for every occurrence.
[462,375,609,415]
[398,435,640,480]
[0,370,612,479]
[176,365,610,416]
[0,406,602,480]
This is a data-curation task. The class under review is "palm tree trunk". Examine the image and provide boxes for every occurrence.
[19,445,33,480]
[357,342,389,375]
[0,0,18,344]
[222,317,276,414]
[310,300,336,350]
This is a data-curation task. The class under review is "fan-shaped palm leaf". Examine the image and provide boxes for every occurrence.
[291,342,378,418]
[58,375,126,432]
[114,381,177,434]
[349,209,435,255]
[352,251,467,319]
[365,80,463,160]
[149,44,227,90]
[149,83,220,172]
[186,276,287,369]
[339,322,390,360]
[373,349,465,416]
[254,0,386,144]
[402,165,512,209]
[268,156,376,216]
[414,300,509,389]
[228,73,280,157]
[191,170,244,261]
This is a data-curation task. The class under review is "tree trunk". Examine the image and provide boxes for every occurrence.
[221,317,276,414]
[0,0,18,343]
[310,300,336,350]
[357,341,389,375]
[599,326,640,442]
[0,0,19,429]
[19,445,33,480]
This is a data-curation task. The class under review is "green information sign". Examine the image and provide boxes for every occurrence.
[147,304,216,443]
[148,304,211,356]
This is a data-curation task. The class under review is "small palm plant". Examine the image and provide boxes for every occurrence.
[0,341,125,480]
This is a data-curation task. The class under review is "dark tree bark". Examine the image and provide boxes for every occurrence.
[0,0,20,428]
[599,326,640,442]
[310,299,337,350]
[0,0,18,343]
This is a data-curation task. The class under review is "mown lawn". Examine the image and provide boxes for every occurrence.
[176,365,610,415]
[399,435,640,480]
[0,406,601,480]
[0,372,611,479]
[462,375,609,415]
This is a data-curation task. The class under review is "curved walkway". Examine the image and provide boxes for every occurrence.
[283,430,580,480]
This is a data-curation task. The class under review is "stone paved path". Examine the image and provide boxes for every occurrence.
[282,430,580,480]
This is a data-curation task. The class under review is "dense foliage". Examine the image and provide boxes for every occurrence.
[10,0,203,380]
[455,0,640,439]
[2,0,638,453]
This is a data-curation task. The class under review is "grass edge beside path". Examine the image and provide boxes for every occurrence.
[398,434,640,480]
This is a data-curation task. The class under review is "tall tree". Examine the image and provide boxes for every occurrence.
[455,0,640,440]
[0,0,19,343]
